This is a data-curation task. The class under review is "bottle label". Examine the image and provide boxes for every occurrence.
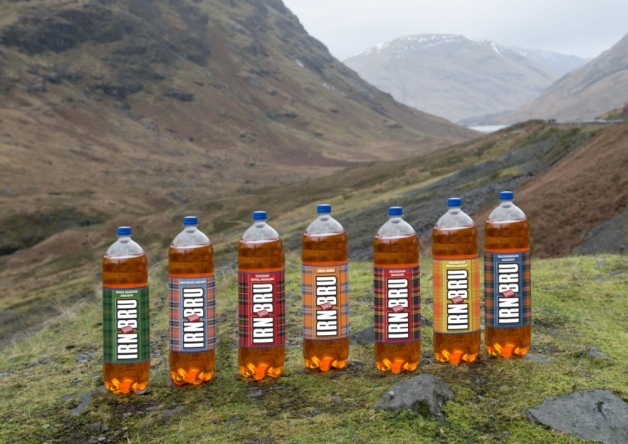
[374,266,420,343]
[302,263,349,340]
[433,258,480,334]
[238,270,285,347]
[103,286,150,363]
[485,251,531,328]
[169,274,215,352]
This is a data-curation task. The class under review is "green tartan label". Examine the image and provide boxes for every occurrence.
[103,287,150,363]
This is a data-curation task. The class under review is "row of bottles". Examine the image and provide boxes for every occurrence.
[102,192,531,394]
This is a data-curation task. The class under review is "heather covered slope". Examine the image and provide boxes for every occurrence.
[4,121,624,344]
[474,122,628,257]
[0,0,475,251]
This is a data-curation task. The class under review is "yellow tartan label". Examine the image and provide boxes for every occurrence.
[433,258,480,333]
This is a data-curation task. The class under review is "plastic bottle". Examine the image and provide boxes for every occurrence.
[102,226,150,394]
[238,211,286,380]
[374,206,420,374]
[432,198,481,365]
[484,191,531,358]
[302,204,349,371]
[168,216,215,385]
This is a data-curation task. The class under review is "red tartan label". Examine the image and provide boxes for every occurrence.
[238,270,285,347]
[501,289,516,298]
[119,325,134,334]
[374,266,420,343]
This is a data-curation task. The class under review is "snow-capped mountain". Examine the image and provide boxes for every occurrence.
[343,34,560,123]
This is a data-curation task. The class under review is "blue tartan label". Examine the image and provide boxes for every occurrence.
[485,251,531,328]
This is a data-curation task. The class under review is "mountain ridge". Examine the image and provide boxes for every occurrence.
[494,33,628,123]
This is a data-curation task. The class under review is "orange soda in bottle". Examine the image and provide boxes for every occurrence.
[432,198,481,365]
[374,206,420,374]
[102,226,150,394]
[302,204,349,371]
[238,211,286,380]
[168,216,215,385]
[485,191,531,358]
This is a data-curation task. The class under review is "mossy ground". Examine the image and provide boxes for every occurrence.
[0,254,626,443]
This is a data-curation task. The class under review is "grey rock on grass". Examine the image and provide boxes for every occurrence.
[372,374,454,422]
[350,326,375,345]
[528,390,628,443]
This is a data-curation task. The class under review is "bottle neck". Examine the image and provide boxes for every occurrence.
[184,224,198,233]
[254,220,268,228]
[500,199,513,208]
[389,216,402,223]
[317,212,331,221]
[448,206,462,214]
[117,235,131,243]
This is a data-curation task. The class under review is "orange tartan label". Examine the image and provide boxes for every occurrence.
[302,263,349,340]
[433,258,480,333]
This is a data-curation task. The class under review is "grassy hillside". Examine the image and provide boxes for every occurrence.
[0,254,626,443]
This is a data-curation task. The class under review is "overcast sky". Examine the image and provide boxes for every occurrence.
[282,0,628,60]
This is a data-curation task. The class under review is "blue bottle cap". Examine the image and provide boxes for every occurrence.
[388,206,403,216]
[317,204,332,214]
[253,211,267,220]
[447,197,462,207]
[499,191,514,201]
[117,226,132,236]
[183,216,198,226]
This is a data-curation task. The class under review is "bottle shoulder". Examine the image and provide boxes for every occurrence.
[172,228,210,247]
[435,210,475,229]
[241,222,280,242]
[377,218,415,237]
[305,215,344,235]
[488,203,527,222]
[106,238,144,257]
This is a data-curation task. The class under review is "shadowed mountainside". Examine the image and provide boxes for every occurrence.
[0,0,476,255]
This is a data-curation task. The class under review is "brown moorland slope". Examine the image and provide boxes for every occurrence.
[0,0,475,255]
[475,123,628,257]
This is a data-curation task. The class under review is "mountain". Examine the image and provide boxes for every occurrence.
[496,34,628,123]
[510,47,589,77]
[343,34,559,123]
[0,0,476,255]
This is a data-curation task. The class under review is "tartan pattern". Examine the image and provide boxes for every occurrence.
[433,258,480,333]
[238,270,286,347]
[169,275,215,352]
[103,286,150,363]
[484,251,531,328]
[302,263,349,340]
[374,266,420,343]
